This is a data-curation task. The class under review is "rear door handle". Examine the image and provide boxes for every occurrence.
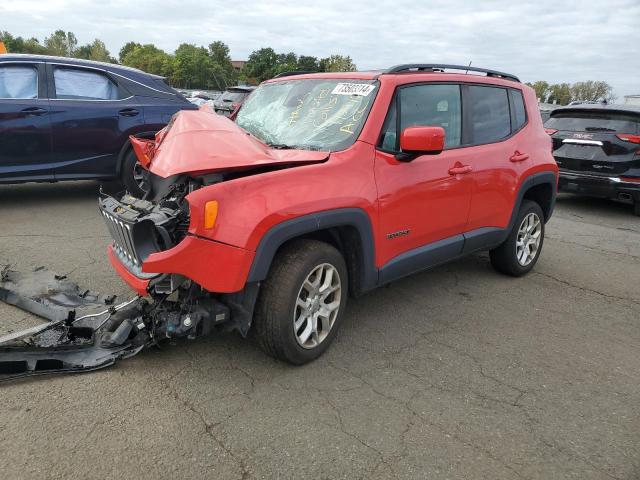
[118,108,139,117]
[448,164,473,175]
[510,151,530,162]
[20,107,48,116]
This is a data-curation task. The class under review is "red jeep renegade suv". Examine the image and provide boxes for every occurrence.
[99,64,558,364]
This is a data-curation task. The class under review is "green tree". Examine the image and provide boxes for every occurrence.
[547,83,572,105]
[570,80,616,103]
[122,44,174,78]
[44,30,77,57]
[297,55,319,71]
[0,31,47,54]
[319,55,357,72]
[75,39,111,62]
[208,41,236,88]
[525,81,551,103]
[119,41,141,63]
[242,47,279,82]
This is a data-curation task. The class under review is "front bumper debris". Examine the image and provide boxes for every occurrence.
[0,266,258,382]
[0,266,149,381]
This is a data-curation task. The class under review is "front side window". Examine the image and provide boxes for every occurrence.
[400,84,462,148]
[468,85,511,144]
[378,84,462,152]
[54,67,120,100]
[0,65,38,99]
[236,79,377,151]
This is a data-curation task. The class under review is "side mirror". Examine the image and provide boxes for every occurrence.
[397,126,445,161]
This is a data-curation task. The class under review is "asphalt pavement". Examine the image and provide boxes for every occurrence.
[0,181,638,480]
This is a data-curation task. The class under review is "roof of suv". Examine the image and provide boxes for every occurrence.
[551,103,640,115]
[266,64,521,84]
[0,53,163,79]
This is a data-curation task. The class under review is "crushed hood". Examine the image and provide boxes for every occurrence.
[148,110,329,178]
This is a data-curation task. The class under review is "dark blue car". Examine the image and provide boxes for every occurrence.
[0,54,197,194]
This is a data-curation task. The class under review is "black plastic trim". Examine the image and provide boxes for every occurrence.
[377,171,557,282]
[378,235,464,285]
[382,64,520,83]
[247,208,378,291]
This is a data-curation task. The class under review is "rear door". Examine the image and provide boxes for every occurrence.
[46,63,144,180]
[546,109,640,176]
[0,62,53,181]
[463,85,529,231]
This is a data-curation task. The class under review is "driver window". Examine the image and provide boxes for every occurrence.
[400,84,462,148]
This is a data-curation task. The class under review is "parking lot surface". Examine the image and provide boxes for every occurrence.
[1,181,638,480]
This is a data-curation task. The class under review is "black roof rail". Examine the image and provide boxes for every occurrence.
[272,70,317,79]
[381,64,520,83]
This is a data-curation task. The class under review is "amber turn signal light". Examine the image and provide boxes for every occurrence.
[204,201,218,229]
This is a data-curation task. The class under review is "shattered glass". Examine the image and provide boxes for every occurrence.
[236,79,378,151]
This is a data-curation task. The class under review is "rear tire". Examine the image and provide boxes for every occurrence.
[121,149,148,197]
[253,239,348,365]
[490,200,545,277]
[634,201,640,217]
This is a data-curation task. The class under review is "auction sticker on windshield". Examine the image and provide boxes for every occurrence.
[331,83,376,96]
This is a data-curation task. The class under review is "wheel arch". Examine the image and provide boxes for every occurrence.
[510,171,557,228]
[247,208,378,297]
[115,131,157,177]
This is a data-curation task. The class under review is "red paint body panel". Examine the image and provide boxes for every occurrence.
[142,235,255,293]
[107,246,150,296]
[148,110,328,178]
[108,70,558,296]
[374,149,473,265]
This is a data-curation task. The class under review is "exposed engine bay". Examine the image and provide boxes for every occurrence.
[0,174,259,382]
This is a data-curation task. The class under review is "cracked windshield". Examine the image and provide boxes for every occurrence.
[236,79,377,151]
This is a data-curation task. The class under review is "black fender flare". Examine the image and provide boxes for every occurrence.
[508,171,557,230]
[246,208,378,292]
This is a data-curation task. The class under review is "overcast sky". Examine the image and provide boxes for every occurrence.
[2,0,639,98]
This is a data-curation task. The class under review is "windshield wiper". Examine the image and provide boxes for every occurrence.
[267,143,321,151]
[585,127,616,132]
[267,143,295,149]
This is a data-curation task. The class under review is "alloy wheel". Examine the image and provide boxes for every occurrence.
[293,263,342,349]
[516,212,542,266]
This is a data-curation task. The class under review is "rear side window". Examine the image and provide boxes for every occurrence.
[510,89,527,130]
[53,67,120,100]
[0,65,38,99]
[545,111,639,133]
[467,85,511,144]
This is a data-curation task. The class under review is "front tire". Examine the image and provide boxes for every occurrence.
[121,149,148,197]
[490,200,545,277]
[253,239,348,365]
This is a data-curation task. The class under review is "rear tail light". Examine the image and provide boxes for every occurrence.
[616,133,640,144]
[620,176,640,183]
[544,128,558,135]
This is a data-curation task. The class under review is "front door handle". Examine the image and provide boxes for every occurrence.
[118,108,139,117]
[448,164,473,175]
[510,151,530,162]
[20,107,48,116]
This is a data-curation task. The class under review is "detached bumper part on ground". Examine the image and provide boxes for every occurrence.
[0,267,256,381]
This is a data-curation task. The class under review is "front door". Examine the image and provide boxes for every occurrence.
[0,62,53,181]
[375,83,473,280]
